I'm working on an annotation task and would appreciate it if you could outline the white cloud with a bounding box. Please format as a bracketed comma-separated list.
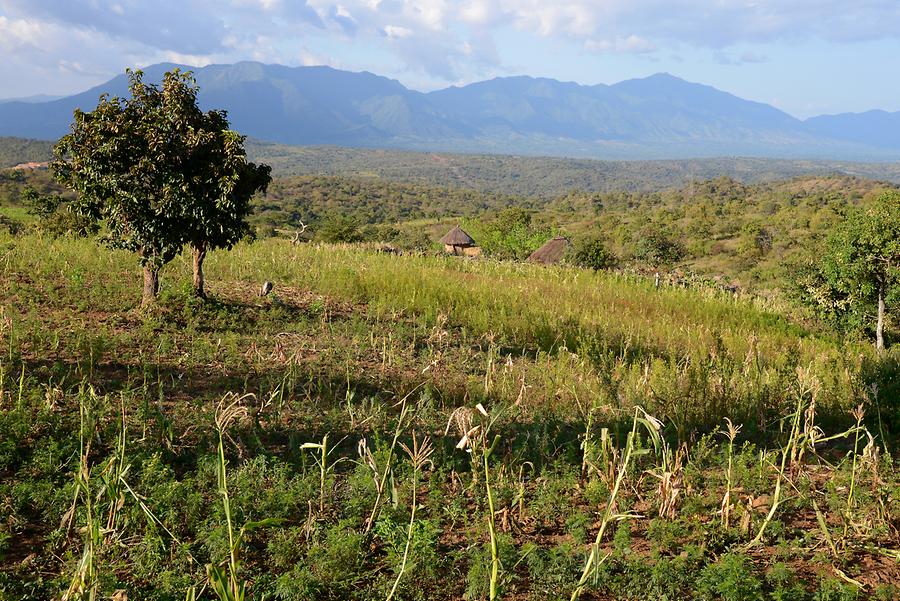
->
[454, 1, 900, 47]
[383, 25, 413, 39]
[154, 51, 216, 67]
[2, 0, 900, 94]
[585, 35, 657, 55]
[0, 15, 46, 50]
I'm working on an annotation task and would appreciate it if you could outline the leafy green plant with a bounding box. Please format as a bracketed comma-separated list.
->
[695, 553, 763, 601]
[385, 433, 434, 601]
[317, 213, 365, 243]
[524, 543, 580, 600]
[766, 563, 808, 601]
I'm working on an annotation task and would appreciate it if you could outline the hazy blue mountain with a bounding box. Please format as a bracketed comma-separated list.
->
[0, 61, 896, 159]
[0, 94, 64, 104]
[805, 110, 900, 150]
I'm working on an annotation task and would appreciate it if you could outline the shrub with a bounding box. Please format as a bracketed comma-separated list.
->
[812, 578, 859, 601]
[633, 230, 685, 268]
[317, 213, 364, 243]
[303, 522, 367, 599]
[374, 516, 441, 599]
[570, 235, 617, 271]
[647, 518, 687, 555]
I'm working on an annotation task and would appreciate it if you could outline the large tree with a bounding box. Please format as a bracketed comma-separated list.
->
[799, 191, 900, 350]
[162, 77, 271, 297]
[52, 68, 270, 305]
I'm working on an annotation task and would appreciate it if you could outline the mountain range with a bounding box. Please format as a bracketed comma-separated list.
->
[0, 61, 897, 160]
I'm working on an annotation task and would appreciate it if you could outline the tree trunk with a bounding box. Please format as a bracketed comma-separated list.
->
[876, 286, 885, 352]
[142, 264, 159, 307]
[192, 243, 207, 298]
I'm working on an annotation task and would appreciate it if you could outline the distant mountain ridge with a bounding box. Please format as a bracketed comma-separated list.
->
[0, 61, 897, 160]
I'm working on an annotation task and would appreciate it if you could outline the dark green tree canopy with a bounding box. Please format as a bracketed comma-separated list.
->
[569, 235, 617, 271]
[317, 212, 364, 243]
[52, 68, 270, 303]
[53, 70, 194, 267]
[634, 230, 685, 268]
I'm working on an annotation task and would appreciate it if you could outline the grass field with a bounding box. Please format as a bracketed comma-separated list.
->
[1, 232, 898, 600]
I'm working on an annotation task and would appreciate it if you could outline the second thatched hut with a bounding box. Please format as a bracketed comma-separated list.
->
[440, 225, 481, 256]
[527, 236, 569, 264]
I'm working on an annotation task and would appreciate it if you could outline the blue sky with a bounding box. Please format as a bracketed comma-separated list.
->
[1, 0, 899, 118]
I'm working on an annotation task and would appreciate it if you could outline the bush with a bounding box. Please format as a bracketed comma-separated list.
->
[0, 214, 23, 234]
[633, 230, 685, 268]
[21, 185, 97, 238]
[813, 578, 859, 601]
[317, 213, 364, 243]
[766, 563, 808, 601]
[569, 235, 617, 271]
[374, 516, 441, 599]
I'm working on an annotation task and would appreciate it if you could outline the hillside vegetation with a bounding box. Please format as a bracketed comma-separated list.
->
[8, 136, 900, 197]
[247, 141, 900, 197]
[0, 137, 52, 168]
[1, 233, 898, 600]
[1, 130, 899, 598]
[4, 149, 898, 301]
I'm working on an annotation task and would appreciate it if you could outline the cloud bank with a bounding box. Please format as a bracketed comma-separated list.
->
[1, 1, 899, 94]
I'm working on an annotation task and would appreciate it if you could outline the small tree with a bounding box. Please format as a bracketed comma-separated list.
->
[799, 192, 900, 350]
[569, 235, 617, 271]
[52, 69, 270, 304]
[317, 213, 364, 243]
[477, 207, 554, 260]
[22, 186, 61, 220]
[634, 230, 685, 269]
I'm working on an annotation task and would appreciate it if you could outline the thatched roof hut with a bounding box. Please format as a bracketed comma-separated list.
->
[527, 236, 569, 264]
[440, 225, 480, 256]
[440, 225, 475, 247]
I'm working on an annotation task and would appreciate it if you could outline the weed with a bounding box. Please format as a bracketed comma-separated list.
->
[695, 552, 764, 601]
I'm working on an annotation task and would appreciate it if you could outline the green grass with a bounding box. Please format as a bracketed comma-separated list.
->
[0, 206, 31, 222]
[0, 231, 897, 600]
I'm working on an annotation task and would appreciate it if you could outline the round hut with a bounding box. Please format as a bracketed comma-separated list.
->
[527, 236, 570, 264]
[440, 225, 480, 256]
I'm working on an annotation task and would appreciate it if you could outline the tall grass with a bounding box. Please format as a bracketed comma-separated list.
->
[209, 241, 880, 429]
[1, 233, 888, 431]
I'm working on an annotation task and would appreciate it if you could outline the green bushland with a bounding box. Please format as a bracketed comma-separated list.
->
[4, 153, 898, 304]
[244, 140, 900, 197]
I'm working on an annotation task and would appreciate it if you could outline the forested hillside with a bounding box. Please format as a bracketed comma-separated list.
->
[5, 135, 900, 198]
[256, 175, 534, 233]
[248, 141, 900, 197]
[0, 137, 52, 168]
[5, 150, 895, 297]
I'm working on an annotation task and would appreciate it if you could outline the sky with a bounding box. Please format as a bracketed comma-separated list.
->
[1, 1, 899, 118]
